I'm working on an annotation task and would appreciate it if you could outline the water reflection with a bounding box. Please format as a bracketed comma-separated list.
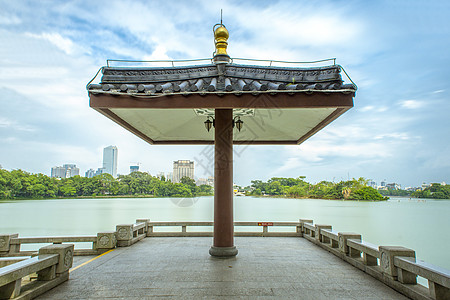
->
[170, 197, 200, 207]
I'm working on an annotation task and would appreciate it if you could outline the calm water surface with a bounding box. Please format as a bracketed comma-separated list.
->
[0, 196, 449, 271]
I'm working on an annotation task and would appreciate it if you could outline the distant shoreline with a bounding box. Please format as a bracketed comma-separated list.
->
[1, 195, 386, 201]
[244, 195, 389, 201]
[2, 195, 449, 202]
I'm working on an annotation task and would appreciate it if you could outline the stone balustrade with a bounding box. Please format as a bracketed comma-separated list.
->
[0, 235, 97, 257]
[146, 221, 301, 237]
[116, 219, 148, 247]
[394, 256, 450, 300]
[1, 218, 449, 300]
[299, 219, 450, 300]
[302, 222, 315, 238]
[0, 244, 73, 300]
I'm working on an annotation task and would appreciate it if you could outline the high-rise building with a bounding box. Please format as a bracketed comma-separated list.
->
[386, 183, 401, 190]
[196, 176, 214, 186]
[130, 165, 139, 173]
[51, 164, 79, 178]
[172, 160, 194, 183]
[103, 146, 118, 177]
[368, 181, 377, 188]
[95, 167, 105, 177]
[51, 166, 65, 178]
[166, 172, 173, 182]
[206, 176, 214, 186]
[85, 168, 95, 178]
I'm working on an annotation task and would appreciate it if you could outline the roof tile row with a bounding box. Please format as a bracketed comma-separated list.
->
[90, 77, 354, 94]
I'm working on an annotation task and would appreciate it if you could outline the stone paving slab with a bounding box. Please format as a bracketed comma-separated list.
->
[38, 237, 409, 299]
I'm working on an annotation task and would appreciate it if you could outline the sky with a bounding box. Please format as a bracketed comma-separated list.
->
[0, 0, 449, 188]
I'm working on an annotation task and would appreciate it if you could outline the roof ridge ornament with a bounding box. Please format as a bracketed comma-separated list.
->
[213, 11, 231, 65]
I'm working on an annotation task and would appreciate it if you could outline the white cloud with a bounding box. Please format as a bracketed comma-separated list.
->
[231, 3, 364, 47]
[25, 32, 76, 55]
[142, 45, 171, 61]
[432, 89, 444, 94]
[360, 105, 375, 112]
[359, 106, 388, 113]
[0, 14, 21, 25]
[400, 100, 425, 109]
[0, 118, 12, 127]
[374, 133, 411, 140]
[271, 140, 391, 175]
[0, 117, 36, 132]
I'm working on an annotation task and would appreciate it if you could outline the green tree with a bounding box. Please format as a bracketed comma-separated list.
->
[180, 177, 198, 195]
[351, 186, 387, 201]
[198, 184, 213, 195]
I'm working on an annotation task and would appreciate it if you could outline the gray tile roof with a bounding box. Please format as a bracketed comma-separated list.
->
[88, 63, 356, 96]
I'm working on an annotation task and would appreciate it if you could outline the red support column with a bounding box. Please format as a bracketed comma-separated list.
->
[209, 108, 238, 257]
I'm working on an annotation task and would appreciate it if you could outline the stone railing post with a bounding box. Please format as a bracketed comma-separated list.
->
[429, 281, 449, 300]
[338, 233, 361, 256]
[38, 244, 74, 277]
[96, 232, 117, 254]
[379, 246, 416, 282]
[299, 219, 313, 236]
[0, 234, 19, 255]
[315, 225, 332, 243]
[136, 219, 150, 236]
[116, 224, 133, 247]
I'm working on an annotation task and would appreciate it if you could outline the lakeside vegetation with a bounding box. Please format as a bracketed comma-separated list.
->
[378, 189, 410, 197]
[1, 169, 448, 201]
[0, 169, 211, 199]
[411, 183, 450, 199]
[247, 177, 388, 201]
[377, 184, 450, 199]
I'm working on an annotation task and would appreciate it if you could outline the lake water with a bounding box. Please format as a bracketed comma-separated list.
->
[0, 196, 449, 272]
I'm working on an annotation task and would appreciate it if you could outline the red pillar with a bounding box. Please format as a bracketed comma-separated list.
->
[209, 108, 238, 257]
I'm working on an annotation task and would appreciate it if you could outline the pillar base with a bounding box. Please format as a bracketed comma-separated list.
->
[209, 246, 238, 257]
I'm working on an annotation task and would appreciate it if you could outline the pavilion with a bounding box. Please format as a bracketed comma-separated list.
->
[87, 23, 356, 257]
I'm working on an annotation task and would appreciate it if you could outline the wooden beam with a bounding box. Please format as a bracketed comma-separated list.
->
[94, 108, 155, 145]
[297, 107, 350, 145]
[152, 140, 298, 145]
[89, 92, 354, 109]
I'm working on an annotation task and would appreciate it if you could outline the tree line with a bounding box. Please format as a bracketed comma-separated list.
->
[411, 183, 450, 199]
[2, 169, 446, 200]
[247, 177, 388, 201]
[0, 169, 212, 199]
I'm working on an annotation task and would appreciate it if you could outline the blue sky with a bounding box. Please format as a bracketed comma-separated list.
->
[0, 0, 449, 188]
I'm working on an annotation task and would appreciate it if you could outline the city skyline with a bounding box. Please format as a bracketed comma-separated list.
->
[0, 1, 449, 188]
[0, 156, 440, 189]
[172, 160, 195, 184]
[50, 163, 79, 179]
[103, 145, 118, 178]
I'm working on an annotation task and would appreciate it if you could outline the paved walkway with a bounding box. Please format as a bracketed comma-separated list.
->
[38, 237, 409, 299]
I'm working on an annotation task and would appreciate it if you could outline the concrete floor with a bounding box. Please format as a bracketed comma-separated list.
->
[38, 237, 409, 299]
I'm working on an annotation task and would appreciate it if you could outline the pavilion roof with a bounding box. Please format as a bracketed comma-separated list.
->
[87, 61, 356, 145]
[88, 63, 355, 96]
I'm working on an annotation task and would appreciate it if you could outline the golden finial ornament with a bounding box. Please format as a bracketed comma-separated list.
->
[214, 24, 229, 56]
[213, 10, 229, 57]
